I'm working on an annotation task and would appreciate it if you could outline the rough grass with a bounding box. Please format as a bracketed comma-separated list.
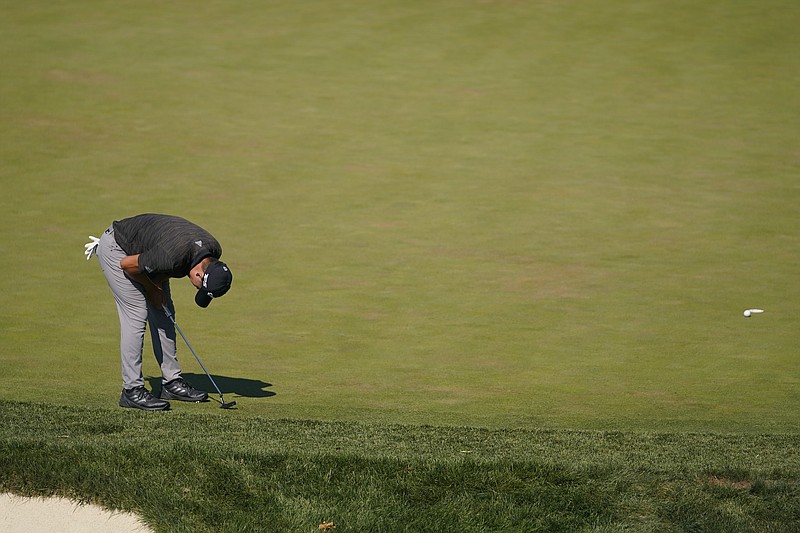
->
[2, 401, 799, 532]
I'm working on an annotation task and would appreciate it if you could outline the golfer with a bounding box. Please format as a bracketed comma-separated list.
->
[86, 214, 233, 411]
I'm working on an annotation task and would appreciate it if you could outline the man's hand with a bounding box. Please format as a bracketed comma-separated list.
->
[146, 285, 166, 307]
[120, 254, 169, 307]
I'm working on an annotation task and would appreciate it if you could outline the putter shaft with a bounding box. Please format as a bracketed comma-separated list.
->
[162, 306, 233, 408]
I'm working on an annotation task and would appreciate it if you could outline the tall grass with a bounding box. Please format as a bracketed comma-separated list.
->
[2, 401, 798, 532]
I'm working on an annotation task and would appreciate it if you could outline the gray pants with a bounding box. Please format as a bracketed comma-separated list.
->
[97, 226, 182, 389]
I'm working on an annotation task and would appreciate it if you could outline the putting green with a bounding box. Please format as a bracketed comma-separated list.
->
[1, 0, 798, 432]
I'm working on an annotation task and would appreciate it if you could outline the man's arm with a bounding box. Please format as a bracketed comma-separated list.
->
[120, 255, 168, 307]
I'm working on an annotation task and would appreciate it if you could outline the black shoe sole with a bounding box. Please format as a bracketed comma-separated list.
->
[159, 391, 209, 402]
[119, 398, 171, 411]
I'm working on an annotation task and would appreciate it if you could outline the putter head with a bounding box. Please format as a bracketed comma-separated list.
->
[220, 400, 237, 409]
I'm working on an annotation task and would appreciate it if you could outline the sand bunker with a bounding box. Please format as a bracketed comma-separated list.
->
[0, 493, 152, 533]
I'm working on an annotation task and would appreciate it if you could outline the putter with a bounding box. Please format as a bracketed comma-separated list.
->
[162, 305, 236, 409]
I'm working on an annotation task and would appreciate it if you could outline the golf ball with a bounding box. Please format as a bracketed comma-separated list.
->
[744, 310, 751, 317]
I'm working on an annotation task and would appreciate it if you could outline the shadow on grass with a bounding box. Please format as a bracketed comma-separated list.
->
[146, 374, 275, 399]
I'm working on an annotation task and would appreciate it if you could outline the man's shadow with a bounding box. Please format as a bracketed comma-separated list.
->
[147, 374, 275, 399]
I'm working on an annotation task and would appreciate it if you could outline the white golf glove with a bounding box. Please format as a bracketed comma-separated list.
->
[84, 236, 100, 260]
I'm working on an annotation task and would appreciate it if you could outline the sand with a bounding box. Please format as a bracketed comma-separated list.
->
[0, 493, 153, 533]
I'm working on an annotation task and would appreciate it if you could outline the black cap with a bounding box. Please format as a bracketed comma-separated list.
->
[195, 260, 233, 308]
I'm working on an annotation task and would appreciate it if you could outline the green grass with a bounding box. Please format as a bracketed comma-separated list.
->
[2, 401, 799, 532]
[1, 0, 799, 529]
[2, 0, 798, 432]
